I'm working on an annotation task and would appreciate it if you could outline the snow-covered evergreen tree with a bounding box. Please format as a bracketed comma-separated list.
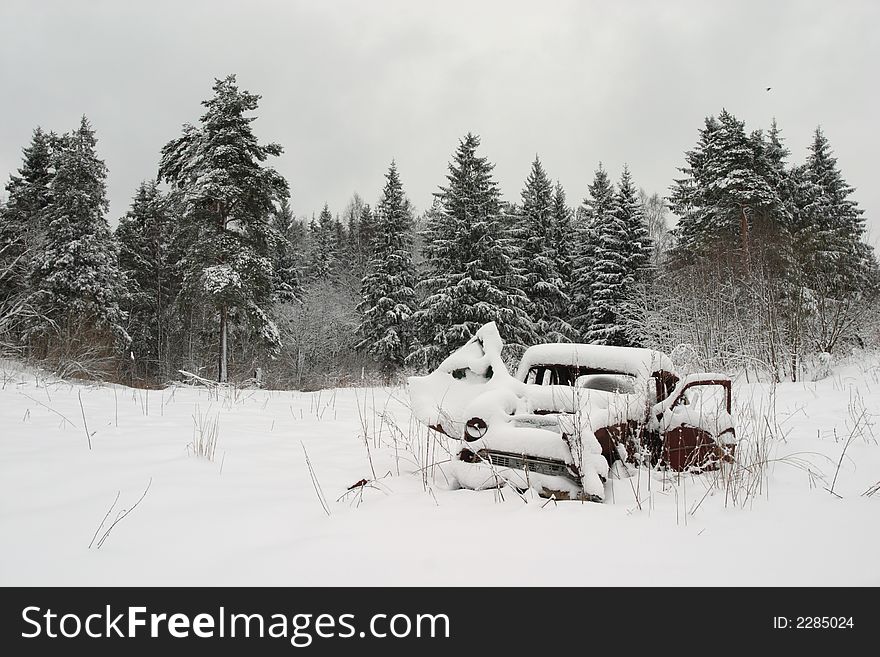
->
[789, 127, 878, 349]
[616, 166, 652, 283]
[270, 198, 303, 303]
[158, 75, 288, 383]
[669, 109, 782, 264]
[28, 117, 128, 345]
[665, 112, 876, 374]
[584, 166, 631, 346]
[356, 202, 376, 271]
[115, 180, 176, 376]
[0, 127, 55, 305]
[549, 181, 576, 335]
[306, 204, 338, 282]
[765, 118, 791, 196]
[613, 165, 652, 346]
[570, 164, 615, 341]
[355, 161, 417, 374]
[550, 182, 573, 288]
[668, 116, 718, 254]
[409, 133, 535, 368]
[333, 215, 347, 254]
[795, 127, 871, 278]
[514, 157, 571, 342]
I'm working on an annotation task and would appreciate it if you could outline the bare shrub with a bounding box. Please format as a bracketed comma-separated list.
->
[270, 280, 378, 390]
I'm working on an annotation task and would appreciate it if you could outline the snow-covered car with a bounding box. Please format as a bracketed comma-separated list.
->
[408, 322, 736, 502]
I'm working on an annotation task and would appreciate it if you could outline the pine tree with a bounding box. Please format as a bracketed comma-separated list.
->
[356, 202, 376, 272]
[332, 214, 347, 265]
[158, 75, 288, 383]
[514, 157, 571, 342]
[612, 166, 652, 346]
[306, 204, 338, 282]
[551, 182, 573, 289]
[668, 115, 719, 255]
[0, 127, 55, 305]
[570, 164, 616, 341]
[616, 166, 652, 283]
[790, 127, 878, 351]
[28, 117, 128, 345]
[409, 133, 535, 367]
[670, 109, 781, 265]
[270, 198, 303, 303]
[115, 181, 176, 377]
[585, 166, 631, 346]
[765, 118, 791, 194]
[355, 161, 417, 374]
[797, 127, 869, 277]
[549, 182, 575, 335]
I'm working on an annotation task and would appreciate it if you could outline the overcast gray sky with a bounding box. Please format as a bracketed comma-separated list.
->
[1, 0, 877, 241]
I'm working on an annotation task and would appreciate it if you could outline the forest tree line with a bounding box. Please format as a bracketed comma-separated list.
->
[1, 75, 877, 388]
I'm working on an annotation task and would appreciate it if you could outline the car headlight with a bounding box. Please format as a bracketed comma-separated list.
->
[464, 417, 488, 441]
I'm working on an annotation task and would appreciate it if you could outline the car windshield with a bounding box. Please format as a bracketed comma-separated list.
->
[574, 373, 636, 394]
[526, 365, 637, 393]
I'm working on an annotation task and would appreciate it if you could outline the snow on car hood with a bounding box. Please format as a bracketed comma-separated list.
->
[407, 322, 527, 437]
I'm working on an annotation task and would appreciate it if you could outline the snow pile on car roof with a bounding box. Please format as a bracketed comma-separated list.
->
[515, 343, 675, 380]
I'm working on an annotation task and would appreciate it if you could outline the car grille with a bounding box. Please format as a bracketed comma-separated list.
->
[482, 450, 575, 480]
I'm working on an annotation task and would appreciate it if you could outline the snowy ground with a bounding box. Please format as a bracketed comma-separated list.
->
[1, 355, 879, 586]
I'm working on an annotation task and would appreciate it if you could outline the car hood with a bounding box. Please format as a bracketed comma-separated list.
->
[407, 322, 526, 436]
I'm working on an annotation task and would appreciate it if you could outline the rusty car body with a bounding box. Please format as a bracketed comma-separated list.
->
[407, 322, 736, 502]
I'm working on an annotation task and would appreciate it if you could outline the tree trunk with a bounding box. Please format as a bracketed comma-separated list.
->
[740, 206, 750, 271]
[218, 305, 228, 383]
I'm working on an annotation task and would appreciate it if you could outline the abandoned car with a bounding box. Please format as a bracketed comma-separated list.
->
[407, 322, 736, 502]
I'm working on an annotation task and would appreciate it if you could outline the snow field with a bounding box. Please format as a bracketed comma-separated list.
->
[1, 355, 878, 586]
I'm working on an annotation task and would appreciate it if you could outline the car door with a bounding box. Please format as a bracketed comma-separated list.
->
[653, 376, 735, 471]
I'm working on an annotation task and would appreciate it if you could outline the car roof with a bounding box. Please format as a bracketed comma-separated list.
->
[516, 343, 676, 380]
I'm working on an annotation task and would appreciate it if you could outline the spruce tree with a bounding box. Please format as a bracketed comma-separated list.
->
[356, 203, 376, 272]
[409, 133, 535, 367]
[616, 166, 652, 283]
[585, 166, 631, 346]
[306, 204, 338, 282]
[28, 117, 128, 345]
[515, 157, 571, 342]
[612, 165, 652, 346]
[549, 182, 575, 337]
[796, 127, 870, 280]
[670, 110, 781, 264]
[765, 118, 791, 195]
[790, 127, 878, 351]
[0, 127, 55, 305]
[668, 115, 719, 255]
[115, 181, 176, 377]
[158, 75, 288, 383]
[570, 164, 616, 341]
[270, 198, 303, 303]
[332, 214, 347, 264]
[355, 161, 417, 374]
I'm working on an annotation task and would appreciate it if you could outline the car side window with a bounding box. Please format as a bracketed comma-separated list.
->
[526, 367, 552, 385]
